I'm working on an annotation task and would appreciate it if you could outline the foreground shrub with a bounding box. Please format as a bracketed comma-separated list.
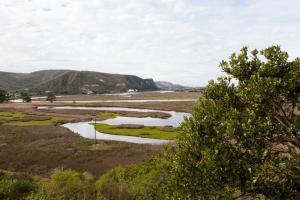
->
[28, 169, 96, 200]
[96, 157, 169, 200]
[0, 170, 37, 200]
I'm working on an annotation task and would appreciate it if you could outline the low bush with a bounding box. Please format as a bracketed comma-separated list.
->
[96, 157, 169, 200]
[0, 170, 37, 200]
[28, 169, 96, 200]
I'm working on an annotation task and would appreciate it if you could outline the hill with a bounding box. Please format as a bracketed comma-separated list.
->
[155, 81, 187, 90]
[0, 70, 157, 94]
[155, 81, 202, 91]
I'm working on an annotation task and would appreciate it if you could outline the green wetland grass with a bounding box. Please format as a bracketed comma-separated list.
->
[0, 111, 69, 126]
[95, 123, 178, 140]
[0, 111, 24, 118]
[4, 116, 68, 126]
[96, 112, 119, 118]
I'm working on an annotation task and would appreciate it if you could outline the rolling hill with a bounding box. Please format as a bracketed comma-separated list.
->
[0, 70, 158, 94]
[155, 81, 198, 91]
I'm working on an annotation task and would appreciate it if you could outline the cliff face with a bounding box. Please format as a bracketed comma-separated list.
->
[0, 70, 158, 94]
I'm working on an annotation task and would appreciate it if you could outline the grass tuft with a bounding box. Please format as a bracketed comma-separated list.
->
[96, 112, 119, 119]
[0, 111, 24, 119]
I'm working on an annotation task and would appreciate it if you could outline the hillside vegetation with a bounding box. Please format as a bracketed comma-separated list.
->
[0, 70, 157, 94]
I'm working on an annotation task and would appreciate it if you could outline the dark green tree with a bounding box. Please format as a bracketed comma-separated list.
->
[46, 92, 56, 103]
[0, 89, 9, 103]
[20, 92, 32, 103]
[168, 46, 300, 199]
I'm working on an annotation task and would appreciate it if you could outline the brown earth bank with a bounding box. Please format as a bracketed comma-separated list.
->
[0, 103, 172, 119]
[38, 108, 172, 119]
[50, 91, 201, 101]
[70, 101, 195, 113]
[0, 103, 36, 110]
[0, 125, 163, 178]
[35, 101, 195, 113]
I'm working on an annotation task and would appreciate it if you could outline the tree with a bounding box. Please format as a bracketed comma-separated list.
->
[20, 92, 31, 103]
[46, 92, 56, 103]
[0, 89, 9, 103]
[168, 46, 300, 199]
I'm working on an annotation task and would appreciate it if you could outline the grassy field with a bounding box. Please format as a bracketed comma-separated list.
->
[0, 125, 163, 177]
[95, 123, 178, 140]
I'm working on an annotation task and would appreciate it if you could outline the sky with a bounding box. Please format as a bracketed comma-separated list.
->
[0, 0, 300, 86]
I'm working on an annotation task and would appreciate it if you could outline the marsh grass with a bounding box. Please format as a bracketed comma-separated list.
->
[0, 111, 70, 126]
[95, 123, 178, 140]
[0, 111, 24, 119]
[4, 116, 68, 126]
[96, 112, 119, 119]
[72, 140, 115, 151]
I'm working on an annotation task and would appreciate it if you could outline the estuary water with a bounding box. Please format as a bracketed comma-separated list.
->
[38, 106, 190, 144]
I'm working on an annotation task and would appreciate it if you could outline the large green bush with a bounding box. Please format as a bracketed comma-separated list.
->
[167, 46, 300, 199]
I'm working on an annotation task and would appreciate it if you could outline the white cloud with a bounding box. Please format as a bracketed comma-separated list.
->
[0, 0, 300, 86]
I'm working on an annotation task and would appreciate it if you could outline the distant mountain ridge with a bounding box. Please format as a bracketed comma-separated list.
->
[155, 81, 193, 90]
[0, 70, 157, 94]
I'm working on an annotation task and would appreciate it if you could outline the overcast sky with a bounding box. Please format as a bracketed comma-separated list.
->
[0, 0, 300, 86]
